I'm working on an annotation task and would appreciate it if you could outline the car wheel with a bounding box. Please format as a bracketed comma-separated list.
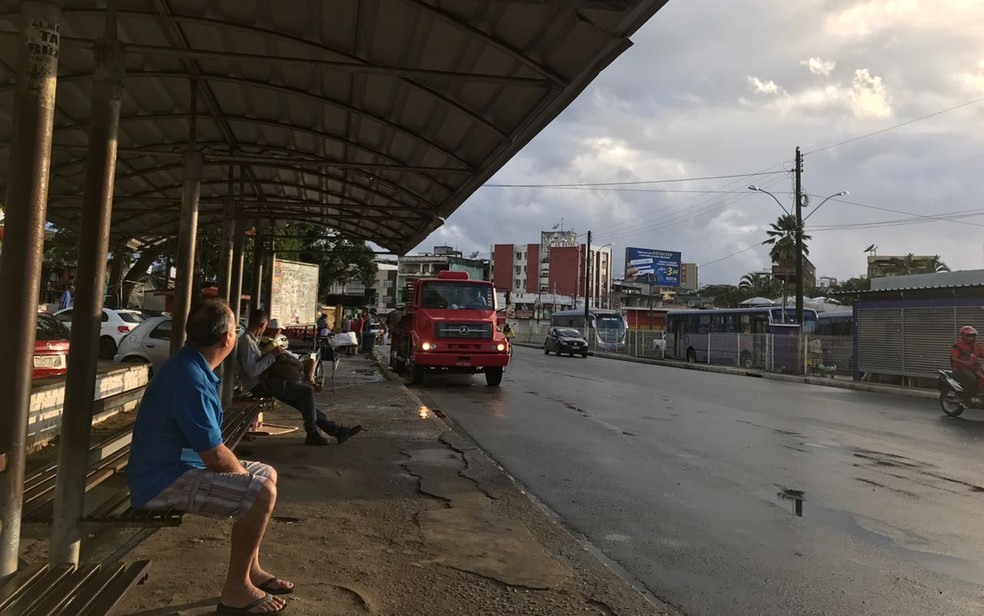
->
[99, 336, 117, 359]
[582, 352, 588, 358]
[544, 346, 549, 355]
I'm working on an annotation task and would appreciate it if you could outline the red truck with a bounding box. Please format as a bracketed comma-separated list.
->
[389, 271, 510, 386]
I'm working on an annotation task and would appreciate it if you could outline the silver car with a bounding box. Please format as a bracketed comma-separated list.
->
[113, 315, 173, 373]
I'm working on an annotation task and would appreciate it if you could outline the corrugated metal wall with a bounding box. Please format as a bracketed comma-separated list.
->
[858, 304, 984, 378]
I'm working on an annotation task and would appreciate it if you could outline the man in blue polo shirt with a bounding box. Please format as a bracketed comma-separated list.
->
[129, 299, 290, 615]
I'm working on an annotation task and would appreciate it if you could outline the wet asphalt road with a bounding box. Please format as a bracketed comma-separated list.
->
[411, 346, 984, 616]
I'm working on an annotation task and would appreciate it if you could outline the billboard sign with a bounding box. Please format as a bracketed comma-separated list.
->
[270, 259, 320, 325]
[624, 248, 681, 287]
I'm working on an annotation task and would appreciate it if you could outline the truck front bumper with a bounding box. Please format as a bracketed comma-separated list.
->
[415, 352, 510, 369]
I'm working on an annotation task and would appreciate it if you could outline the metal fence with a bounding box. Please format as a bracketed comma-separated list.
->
[510, 320, 853, 377]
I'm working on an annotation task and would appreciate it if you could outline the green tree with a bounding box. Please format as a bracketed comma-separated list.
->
[762, 214, 811, 267]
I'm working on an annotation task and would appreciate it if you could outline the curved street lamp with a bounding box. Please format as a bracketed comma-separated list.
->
[802, 191, 849, 223]
[748, 185, 789, 216]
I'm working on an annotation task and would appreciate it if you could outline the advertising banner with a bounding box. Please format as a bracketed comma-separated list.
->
[624, 248, 682, 287]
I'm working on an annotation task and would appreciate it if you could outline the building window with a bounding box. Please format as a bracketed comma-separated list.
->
[515, 265, 522, 275]
[516, 252, 522, 260]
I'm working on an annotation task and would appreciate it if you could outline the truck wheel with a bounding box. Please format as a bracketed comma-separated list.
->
[485, 367, 503, 386]
[408, 353, 424, 385]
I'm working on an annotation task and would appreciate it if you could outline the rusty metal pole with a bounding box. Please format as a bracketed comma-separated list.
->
[250, 220, 266, 311]
[0, 1, 61, 578]
[215, 195, 235, 383]
[50, 23, 124, 566]
[221, 214, 246, 408]
[170, 80, 201, 355]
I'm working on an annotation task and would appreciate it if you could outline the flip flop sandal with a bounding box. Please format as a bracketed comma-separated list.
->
[216, 592, 289, 614]
[257, 577, 295, 595]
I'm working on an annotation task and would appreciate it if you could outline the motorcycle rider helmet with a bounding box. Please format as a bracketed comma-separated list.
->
[960, 325, 978, 337]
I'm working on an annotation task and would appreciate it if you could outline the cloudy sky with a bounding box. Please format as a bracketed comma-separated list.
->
[412, 0, 984, 287]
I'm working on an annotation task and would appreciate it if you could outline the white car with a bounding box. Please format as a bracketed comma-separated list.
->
[54, 307, 145, 359]
[114, 316, 286, 374]
[652, 332, 667, 359]
[113, 315, 173, 373]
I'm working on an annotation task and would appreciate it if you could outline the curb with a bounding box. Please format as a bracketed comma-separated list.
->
[513, 341, 939, 401]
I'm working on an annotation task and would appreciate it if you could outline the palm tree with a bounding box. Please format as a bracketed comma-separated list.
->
[762, 214, 811, 267]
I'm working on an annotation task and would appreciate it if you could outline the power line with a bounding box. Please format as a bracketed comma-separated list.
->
[482, 170, 787, 189]
[804, 94, 984, 156]
[699, 243, 763, 268]
[805, 195, 984, 229]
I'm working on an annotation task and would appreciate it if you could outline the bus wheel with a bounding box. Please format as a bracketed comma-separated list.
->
[485, 367, 503, 386]
[686, 348, 697, 363]
[740, 351, 753, 368]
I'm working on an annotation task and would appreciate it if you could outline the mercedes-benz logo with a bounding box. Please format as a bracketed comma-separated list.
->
[458, 325, 470, 335]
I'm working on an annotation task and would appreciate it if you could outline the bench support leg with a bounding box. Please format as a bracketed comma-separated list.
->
[51, 14, 126, 567]
[0, 0, 62, 578]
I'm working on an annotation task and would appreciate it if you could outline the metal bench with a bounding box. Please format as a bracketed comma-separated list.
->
[0, 560, 151, 616]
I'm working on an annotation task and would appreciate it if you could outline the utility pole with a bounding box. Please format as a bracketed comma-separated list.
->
[583, 231, 591, 324]
[794, 146, 805, 375]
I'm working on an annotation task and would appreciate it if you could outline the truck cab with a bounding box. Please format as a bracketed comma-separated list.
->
[390, 271, 510, 386]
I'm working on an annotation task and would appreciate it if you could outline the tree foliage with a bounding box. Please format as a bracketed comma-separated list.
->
[762, 214, 811, 266]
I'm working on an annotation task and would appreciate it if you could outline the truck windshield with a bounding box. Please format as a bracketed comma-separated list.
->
[421, 282, 493, 310]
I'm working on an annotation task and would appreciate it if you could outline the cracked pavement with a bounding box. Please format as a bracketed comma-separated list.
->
[113, 354, 670, 616]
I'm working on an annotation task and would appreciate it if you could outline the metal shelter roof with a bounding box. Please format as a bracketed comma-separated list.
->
[0, 0, 668, 254]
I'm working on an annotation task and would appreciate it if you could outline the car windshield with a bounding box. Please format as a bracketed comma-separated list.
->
[118, 311, 144, 323]
[557, 328, 581, 338]
[36, 315, 68, 341]
[420, 282, 493, 310]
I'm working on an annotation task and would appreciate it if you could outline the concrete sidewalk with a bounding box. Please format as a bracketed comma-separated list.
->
[114, 354, 670, 616]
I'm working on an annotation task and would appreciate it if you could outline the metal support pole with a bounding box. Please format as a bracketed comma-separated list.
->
[50, 31, 124, 566]
[0, 1, 61, 578]
[250, 220, 265, 311]
[218, 200, 235, 303]
[169, 150, 203, 354]
[262, 228, 275, 317]
[583, 231, 591, 322]
[222, 215, 247, 408]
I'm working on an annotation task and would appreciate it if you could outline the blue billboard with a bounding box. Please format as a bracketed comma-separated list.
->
[624, 248, 682, 287]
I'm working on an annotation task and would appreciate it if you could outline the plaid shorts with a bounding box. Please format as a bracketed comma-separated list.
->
[143, 461, 273, 521]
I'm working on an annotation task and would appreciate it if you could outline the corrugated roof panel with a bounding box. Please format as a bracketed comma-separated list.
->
[0, 0, 669, 251]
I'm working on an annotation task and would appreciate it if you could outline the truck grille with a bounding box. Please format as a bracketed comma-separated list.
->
[435, 322, 493, 339]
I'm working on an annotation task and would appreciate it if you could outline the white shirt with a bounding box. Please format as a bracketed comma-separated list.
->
[237, 330, 277, 392]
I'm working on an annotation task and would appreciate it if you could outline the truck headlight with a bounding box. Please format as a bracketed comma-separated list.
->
[421, 342, 436, 351]
[497, 343, 506, 352]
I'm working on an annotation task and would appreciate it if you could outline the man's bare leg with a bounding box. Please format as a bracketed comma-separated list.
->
[220, 481, 287, 611]
[246, 468, 294, 594]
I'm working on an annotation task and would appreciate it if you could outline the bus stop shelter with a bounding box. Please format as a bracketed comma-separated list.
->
[0, 0, 667, 582]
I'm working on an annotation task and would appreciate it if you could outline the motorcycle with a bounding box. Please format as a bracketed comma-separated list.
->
[937, 370, 984, 417]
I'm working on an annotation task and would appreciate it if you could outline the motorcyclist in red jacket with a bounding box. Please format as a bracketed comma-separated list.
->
[951, 325, 984, 402]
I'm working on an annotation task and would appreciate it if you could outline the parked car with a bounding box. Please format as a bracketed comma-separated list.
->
[54, 307, 145, 359]
[34, 313, 71, 379]
[544, 327, 589, 358]
[113, 315, 172, 373]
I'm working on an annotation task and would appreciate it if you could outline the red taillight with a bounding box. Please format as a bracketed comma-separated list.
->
[117, 325, 131, 333]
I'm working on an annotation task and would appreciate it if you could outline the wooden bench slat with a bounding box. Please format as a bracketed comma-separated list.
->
[0, 563, 47, 611]
[74, 560, 151, 616]
[0, 564, 75, 614]
[21, 565, 101, 616]
[52, 562, 124, 616]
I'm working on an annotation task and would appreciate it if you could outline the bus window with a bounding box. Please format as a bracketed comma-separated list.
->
[698, 315, 710, 334]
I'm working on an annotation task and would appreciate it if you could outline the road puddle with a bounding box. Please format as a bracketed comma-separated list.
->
[771, 487, 984, 585]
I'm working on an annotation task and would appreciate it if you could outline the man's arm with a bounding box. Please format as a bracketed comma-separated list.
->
[199, 443, 248, 474]
[238, 335, 277, 378]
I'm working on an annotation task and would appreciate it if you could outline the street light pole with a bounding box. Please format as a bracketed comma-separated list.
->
[794, 146, 804, 329]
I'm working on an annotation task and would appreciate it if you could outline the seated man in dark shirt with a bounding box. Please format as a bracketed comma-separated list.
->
[129, 299, 290, 615]
[238, 309, 361, 446]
